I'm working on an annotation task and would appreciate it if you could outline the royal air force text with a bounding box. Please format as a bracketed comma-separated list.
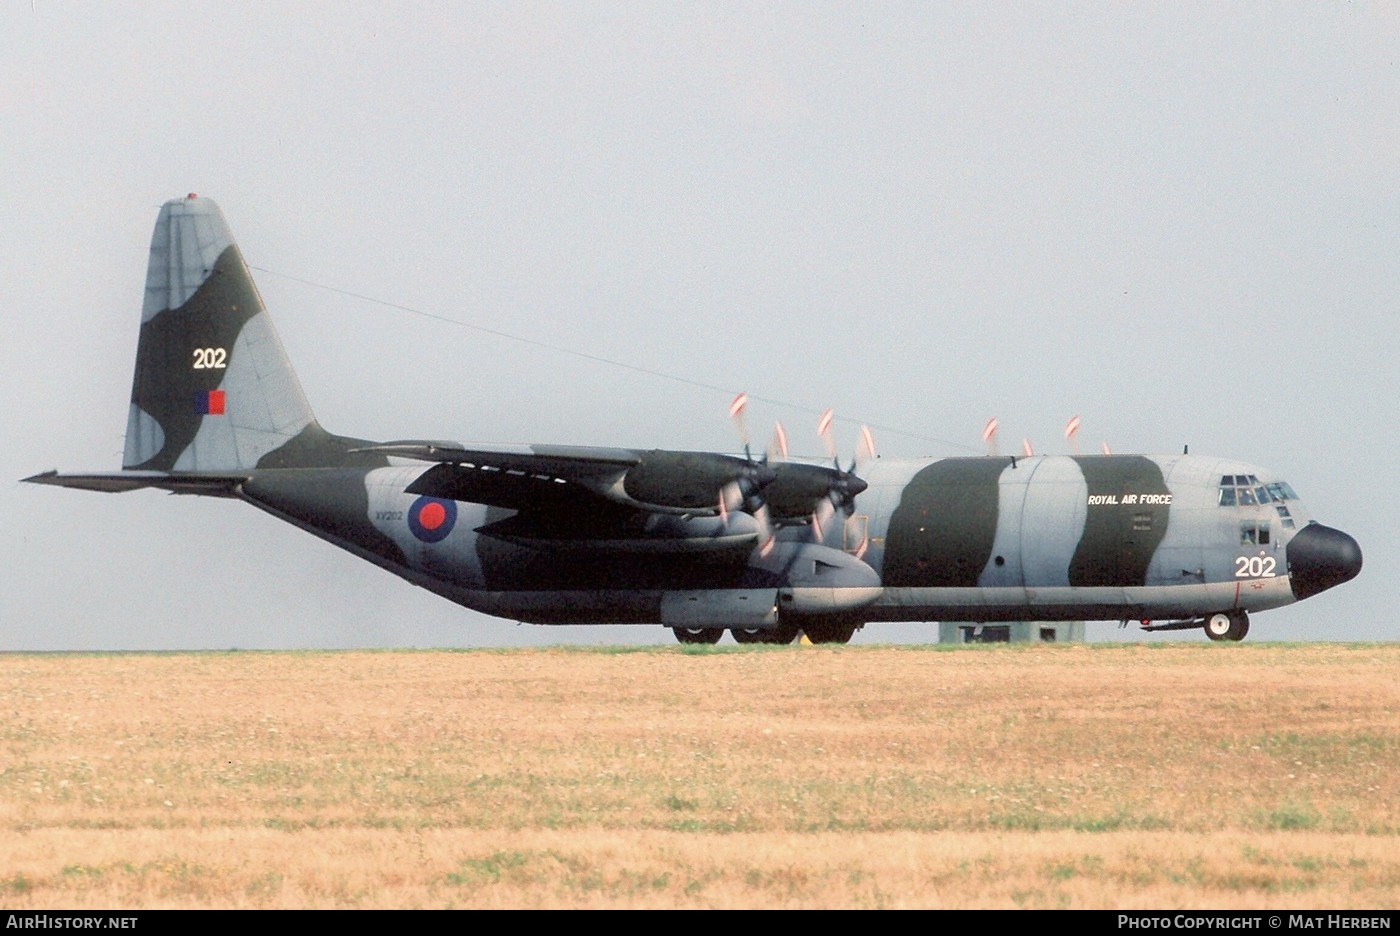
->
[1088, 493, 1173, 506]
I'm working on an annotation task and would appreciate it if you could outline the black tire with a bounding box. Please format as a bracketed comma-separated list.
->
[762, 622, 801, 645]
[803, 620, 858, 644]
[673, 627, 723, 645]
[1226, 612, 1249, 642]
[731, 628, 766, 644]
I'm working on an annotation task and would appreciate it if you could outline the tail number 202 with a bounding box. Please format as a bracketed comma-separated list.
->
[192, 347, 227, 369]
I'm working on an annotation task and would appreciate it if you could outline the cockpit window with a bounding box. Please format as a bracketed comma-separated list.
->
[1220, 477, 1299, 508]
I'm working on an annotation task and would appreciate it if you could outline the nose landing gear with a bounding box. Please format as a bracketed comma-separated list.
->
[1204, 611, 1249, 642]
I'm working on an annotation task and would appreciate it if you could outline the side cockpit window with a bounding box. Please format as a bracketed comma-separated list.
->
[1240, 521, 1271, 546]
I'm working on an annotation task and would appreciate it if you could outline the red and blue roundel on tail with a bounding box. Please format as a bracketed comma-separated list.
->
[408, 495, 457, 543]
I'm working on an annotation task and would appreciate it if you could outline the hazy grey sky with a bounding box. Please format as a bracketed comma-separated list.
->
[4, 3, 1394, 649]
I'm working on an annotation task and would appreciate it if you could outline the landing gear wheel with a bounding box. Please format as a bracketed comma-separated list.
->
[763, 622, 801, 645]
[1204, 611, 1249, 642]
[673, 627, 723, 645]
[802, 620, 858, 645]
[732, 624, 800, 645]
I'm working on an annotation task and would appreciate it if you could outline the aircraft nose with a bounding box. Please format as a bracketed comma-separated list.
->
[1288, 523, 1362, 601]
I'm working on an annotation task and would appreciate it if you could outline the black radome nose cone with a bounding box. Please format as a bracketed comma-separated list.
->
[1288, 523, 1363, 601]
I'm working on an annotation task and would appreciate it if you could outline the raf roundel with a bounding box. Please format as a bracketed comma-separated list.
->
[408, 495, 457, 543]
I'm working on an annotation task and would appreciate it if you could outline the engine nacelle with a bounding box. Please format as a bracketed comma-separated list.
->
[750, 541, 883, 615]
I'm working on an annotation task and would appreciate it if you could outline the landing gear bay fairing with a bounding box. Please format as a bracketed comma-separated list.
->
[26, 197, 1362, 645]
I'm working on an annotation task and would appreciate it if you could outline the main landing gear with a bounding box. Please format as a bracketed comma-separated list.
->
[800, 617, 860, 645]
[672, 619, 861, 646]
[1203, 610, 1250, 642]
[730, 622, 801, 645]
[671, 627, 724, 645]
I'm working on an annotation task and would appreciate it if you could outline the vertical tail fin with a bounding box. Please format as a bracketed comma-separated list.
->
[124, 195, 318, 471]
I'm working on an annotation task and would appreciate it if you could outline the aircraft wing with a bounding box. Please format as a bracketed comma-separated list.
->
[363, 441, 638, 480]
[361, 440, 764, 517]
[362, 440, 861, 525]
[366, 441, 770, 553]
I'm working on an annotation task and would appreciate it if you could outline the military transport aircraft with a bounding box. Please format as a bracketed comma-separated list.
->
[25, 196, 1362, 645]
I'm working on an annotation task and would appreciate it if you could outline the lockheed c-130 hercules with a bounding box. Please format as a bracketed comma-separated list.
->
[26, 196, 1363, 645]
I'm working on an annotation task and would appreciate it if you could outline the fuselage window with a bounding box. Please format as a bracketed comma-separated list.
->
[1238, 487, 1257, 506]
[1219, 487, 1237, 507]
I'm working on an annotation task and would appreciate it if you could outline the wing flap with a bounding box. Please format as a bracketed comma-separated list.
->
[355, 440, 639, 476]
[405, 461, 600, 512]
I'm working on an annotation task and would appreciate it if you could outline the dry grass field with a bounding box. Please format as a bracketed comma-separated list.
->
[1, 642, 1397, 909]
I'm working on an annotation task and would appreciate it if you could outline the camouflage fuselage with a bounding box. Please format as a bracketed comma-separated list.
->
[237, 451, 1312, 628]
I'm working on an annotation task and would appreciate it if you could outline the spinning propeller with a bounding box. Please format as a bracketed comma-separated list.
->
[985, 415, 1111, 457]
[722, 395, 876, 556]
[981, 417, 1032, 456]
[721, 393, 778, 556]
[809, 408, 875, 544]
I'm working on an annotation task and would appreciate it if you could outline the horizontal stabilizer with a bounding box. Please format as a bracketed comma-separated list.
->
[23, 470, 246, 497]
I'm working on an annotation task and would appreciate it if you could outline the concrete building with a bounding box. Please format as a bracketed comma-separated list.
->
[938, 621, 1086, 643]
